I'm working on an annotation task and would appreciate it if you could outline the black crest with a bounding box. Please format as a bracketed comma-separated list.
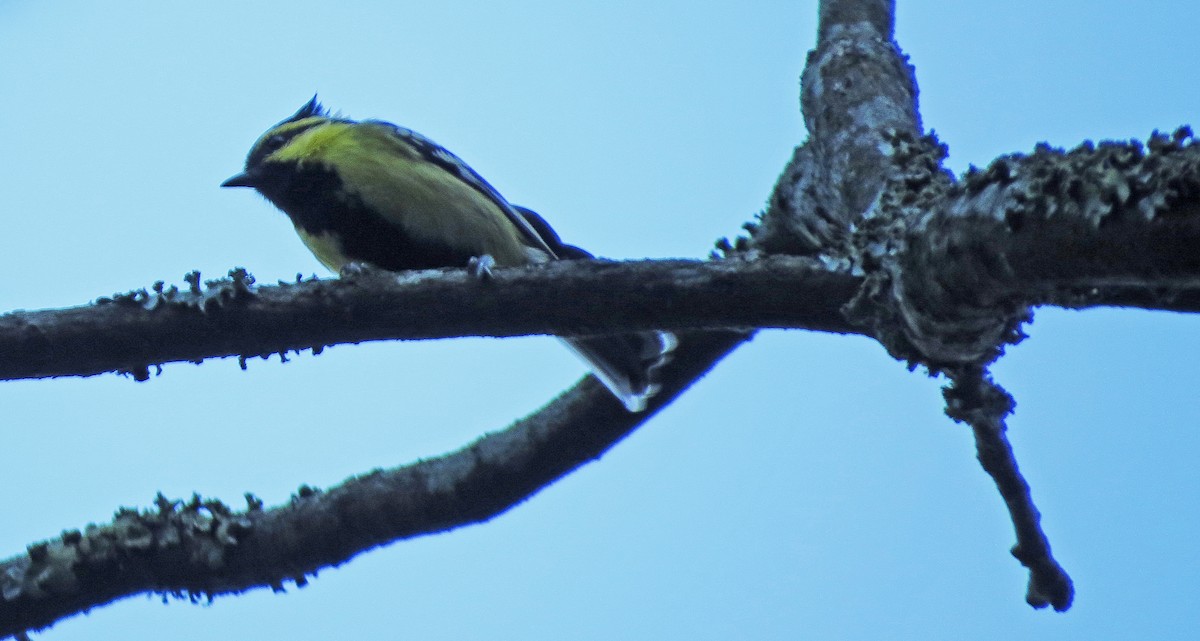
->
[289, 94, 328, 122]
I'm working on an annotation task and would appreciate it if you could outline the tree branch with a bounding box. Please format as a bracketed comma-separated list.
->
[0, 329, 749, 637]
[0, 257, 860, 382]
[760, 0, 918, 256]
[877, 129, 1200, 368]
[3, 243, 1198, 385]
[944, 368, 1074, 611]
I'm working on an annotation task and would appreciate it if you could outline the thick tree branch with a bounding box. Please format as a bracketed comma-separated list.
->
[758, 0, 1079, 613]
[0, 257, 860, 382]
[871, 129, 1200, 369]
[0, 329, 748, 637]
[760, 0, 918, 256]
[3, 243, 1199, 385]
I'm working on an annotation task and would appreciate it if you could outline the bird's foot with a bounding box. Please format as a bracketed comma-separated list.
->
[338, 261, 375, 279]
[467, 254, 496, 281]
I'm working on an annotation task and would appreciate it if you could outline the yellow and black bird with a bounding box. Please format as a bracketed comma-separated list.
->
[222, 97, 675, 411]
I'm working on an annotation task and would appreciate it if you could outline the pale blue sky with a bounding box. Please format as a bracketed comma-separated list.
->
[1, 2, 1197, 640]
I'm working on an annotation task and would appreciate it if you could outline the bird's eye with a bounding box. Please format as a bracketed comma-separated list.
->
[262, 134, 288, 154]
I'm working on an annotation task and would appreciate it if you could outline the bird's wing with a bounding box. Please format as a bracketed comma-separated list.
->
[374, 121, 559, 259]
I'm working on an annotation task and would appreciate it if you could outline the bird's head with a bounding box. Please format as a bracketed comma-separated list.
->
[221, 95, 347, 201]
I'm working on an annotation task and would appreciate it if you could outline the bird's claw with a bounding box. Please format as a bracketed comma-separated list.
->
[339, 261, 374, 278]
[467, 254, 496, 281]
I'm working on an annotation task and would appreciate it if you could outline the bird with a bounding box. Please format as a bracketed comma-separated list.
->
[222, 96, 676, 411]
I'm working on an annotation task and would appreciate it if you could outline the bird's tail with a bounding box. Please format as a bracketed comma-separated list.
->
[560, 331, 678, 412]
[511, 205, 677, 411]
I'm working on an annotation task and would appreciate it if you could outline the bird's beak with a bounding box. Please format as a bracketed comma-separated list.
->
[221, 172, 256, 188]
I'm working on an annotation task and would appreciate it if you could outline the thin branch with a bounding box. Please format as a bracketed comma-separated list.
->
[0, 329, 749, 638]
[943, 368, 1074, 611]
